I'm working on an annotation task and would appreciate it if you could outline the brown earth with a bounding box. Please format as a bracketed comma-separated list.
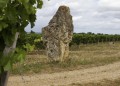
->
[8, 61, 120, 86]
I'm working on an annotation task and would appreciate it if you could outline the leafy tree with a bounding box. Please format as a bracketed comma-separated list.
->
[0, 0, 43, 86]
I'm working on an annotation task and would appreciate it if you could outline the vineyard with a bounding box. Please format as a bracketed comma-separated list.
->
[17, 32, 120, 51]
[71, 32, 120, 45]
[0, 0, 119, 85]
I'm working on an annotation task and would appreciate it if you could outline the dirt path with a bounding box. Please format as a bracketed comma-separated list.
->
[8, 62, 120, 86]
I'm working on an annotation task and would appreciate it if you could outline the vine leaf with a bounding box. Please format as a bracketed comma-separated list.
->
[37, 0, 43, 8]
[0, 0, 8, 8]
[4, 61, 12, 71]
[0, 0, 43, 74]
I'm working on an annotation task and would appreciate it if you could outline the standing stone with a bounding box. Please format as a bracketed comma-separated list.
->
[42, 5, 73, 61]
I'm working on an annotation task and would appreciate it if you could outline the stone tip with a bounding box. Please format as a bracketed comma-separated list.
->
[58, 5, 70, 12]
[59, 5, 69, 8]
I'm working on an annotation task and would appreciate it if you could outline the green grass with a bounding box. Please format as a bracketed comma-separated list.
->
[11, 42, 120, 75]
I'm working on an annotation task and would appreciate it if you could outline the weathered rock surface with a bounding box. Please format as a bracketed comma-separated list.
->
[42, 5, 73, 61]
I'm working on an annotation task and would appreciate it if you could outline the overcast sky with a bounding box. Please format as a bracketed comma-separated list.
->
[25, 0, 120, 34]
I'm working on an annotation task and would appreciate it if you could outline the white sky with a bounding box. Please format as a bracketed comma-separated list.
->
[25, 0, 120, 34]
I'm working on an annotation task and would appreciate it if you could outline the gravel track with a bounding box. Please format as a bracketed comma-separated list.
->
[8, 62, 120, 86]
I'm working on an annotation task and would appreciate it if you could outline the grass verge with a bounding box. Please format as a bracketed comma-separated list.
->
[11, 42, 120, 75]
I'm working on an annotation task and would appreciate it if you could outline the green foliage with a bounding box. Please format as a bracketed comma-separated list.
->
[23, 43, 35, 52]
[0, 0, 43, 74]
[71, 32, 120, 46]
[0, 48, 26, 72]
[17, 32, 45, 50]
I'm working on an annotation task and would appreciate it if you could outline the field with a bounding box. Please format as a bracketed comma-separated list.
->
[8, 42, 120, 86]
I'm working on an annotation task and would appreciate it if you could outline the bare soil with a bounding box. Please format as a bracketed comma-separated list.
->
[8, 61, 120, 86]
